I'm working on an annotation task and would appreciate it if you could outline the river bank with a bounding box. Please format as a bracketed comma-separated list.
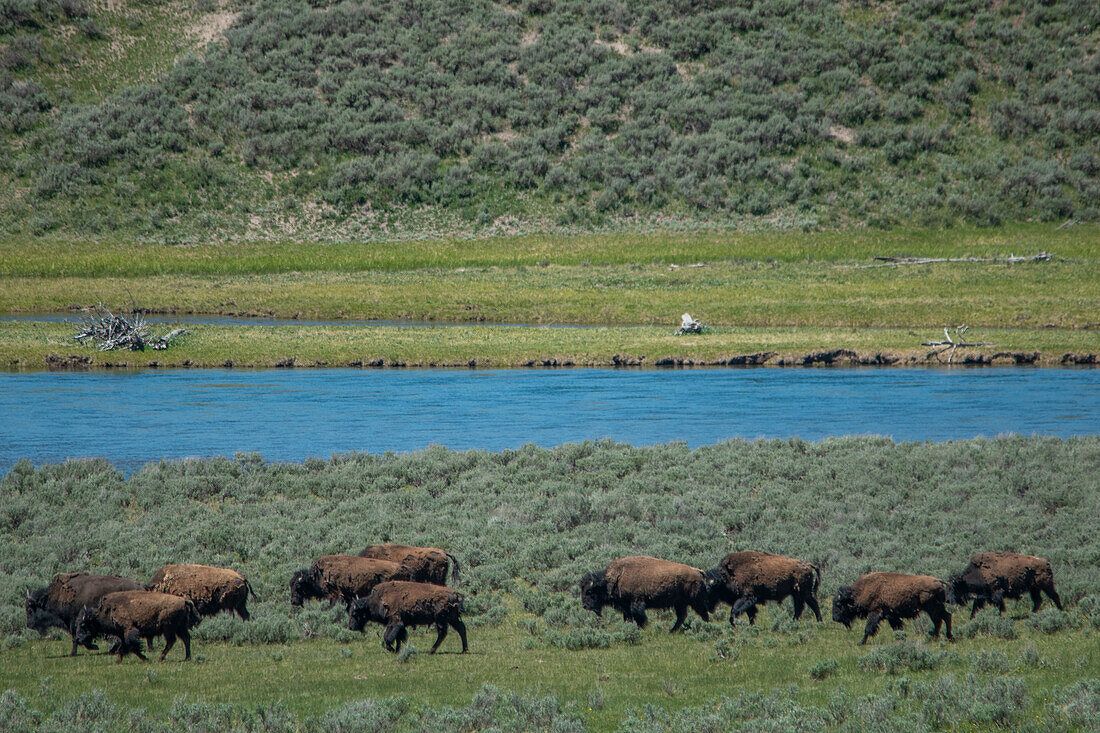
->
[1, 321, 1096, 371]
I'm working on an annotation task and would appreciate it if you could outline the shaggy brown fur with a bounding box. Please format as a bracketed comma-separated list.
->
[26, 573, 144, 656]
[74, 590, 201, 662]
[707, 551, 822, 625]
[832, 572, 953, 645]
[358, 544, 459, 585]
[291, 555, 411, 607]
[580, 555, 710, 632]
[348, 581, 467, 654]
[949, 552, 1062, 617]
[147, 564, 255, 619]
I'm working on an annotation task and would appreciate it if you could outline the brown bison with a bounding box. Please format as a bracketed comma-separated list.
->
[348, 580, 467, 654]
[948, 552, 1063, 617]
[74, 590, 201, 662]
[832, 571, 953, 645]
[25, 572, 144, 656]
[580, 555, 711, 632]
[147, 563, 256, 620]
[290, 555, 410, 608]
[705, 551, 822, 625]
[358, 544, 460, 585]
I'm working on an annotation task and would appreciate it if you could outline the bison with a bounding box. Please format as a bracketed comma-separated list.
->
[580, 555, 710, 632]
[74, 590, 201, 662]
[705, 551, 822, 626]
[832, 571, 953, 645]
[290, 555, 410, 609]
[358, 544, 460, 585]
[348, 580, 467, 654]
[147, 563, 256, 620]
[948, 552, 1063, 618]
[25, 572, 144, 656]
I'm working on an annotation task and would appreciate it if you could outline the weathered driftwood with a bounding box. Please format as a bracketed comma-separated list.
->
[152, 329, 189, 350]
[74, 303, 187, 351]
[921, 326, 993, 364]
[850, 252, 1052, 269]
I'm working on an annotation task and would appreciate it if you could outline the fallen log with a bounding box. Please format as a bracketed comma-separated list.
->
[849, 252, 1052, 269]
[921, 326, 993, 364]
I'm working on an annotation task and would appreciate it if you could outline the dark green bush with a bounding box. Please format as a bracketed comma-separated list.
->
[2, 0, 1096, 234]
[858, 640, 955, 674]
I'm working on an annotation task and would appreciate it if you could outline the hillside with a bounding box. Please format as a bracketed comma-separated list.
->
[1, 0, 1098, 241]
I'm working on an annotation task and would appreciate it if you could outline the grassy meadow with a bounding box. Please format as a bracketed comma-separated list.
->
[1, 438, 1098, 730]
[1, 225, 1097, 368]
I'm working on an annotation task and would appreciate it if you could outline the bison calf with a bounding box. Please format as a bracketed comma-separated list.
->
[358, 544, 460, 585]
[291, 555, 410, 609]
[26, 573, 144, 656]
[74, 590, 201, 662]
[348, 581, 467, 654]
[832, 571, 953, 645]
[949, 552, 1063, 618]
[706, 551, 822, 626]
[580, 555, 710, 632]
[148, 563, 256, 620]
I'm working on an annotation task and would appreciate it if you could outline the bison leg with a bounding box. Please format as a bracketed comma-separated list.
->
[992, 590, 1007, 615]
[859, 612, 883, 645]
[969, 598, 985, 618]
[125, 629, 147, 661]
[629, 600, 648, 628]
[1029, 588, 1045, 613]
[382, 622, 405, 653]
[729, 597, 756, 625]
[887, 616, 904, 631]
[1044, 585, 1063, 611]
[451, 618, 468, 653]
[929, 607, 954, 641]
[180, 630, 192, 660]
[805, 595, 823, 623]
[160, 633, 175, 661]
[429, 622, 449, 653]
[669, 605, 687, 633]
[792, 595, 805, 620]
[690, 597, 711, 623]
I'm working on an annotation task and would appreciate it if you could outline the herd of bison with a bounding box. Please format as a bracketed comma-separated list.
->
[24, 545, 1064, 663]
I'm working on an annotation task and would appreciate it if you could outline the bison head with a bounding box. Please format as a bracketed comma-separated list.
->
[347, 597, 384, 632]
[579, 571, 608, 615]
[24, 588, 54, 636]
[702, 567, 737, 611]
[946, 566, 984, 606]
[289, 569, 321, 607]
[72, 606, 103, 648]
[832, 586, 857, 628]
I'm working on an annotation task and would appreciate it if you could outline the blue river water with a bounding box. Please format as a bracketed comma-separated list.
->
[1, 368, 1097, 474]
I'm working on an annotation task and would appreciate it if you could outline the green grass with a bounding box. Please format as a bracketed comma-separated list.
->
[2, 224, 1096, 277]
[2, 321, 1096, 369]
[1, 618, 1097, 731]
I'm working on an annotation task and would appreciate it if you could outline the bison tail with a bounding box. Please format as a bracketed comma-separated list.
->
[246, 579, 258, 600]
[811, 564, 821, 594]
[446, 553, 462, 584]
[185, 601, 202, 629]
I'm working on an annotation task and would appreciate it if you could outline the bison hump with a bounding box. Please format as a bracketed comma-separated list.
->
[150, 564, 243, 607]
[606, 556, 703, 597]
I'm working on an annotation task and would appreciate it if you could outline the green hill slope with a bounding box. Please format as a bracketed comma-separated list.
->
[2, 0, 1097, 241]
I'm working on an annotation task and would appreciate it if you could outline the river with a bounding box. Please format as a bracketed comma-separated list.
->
[2, 368, 1097, 473]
